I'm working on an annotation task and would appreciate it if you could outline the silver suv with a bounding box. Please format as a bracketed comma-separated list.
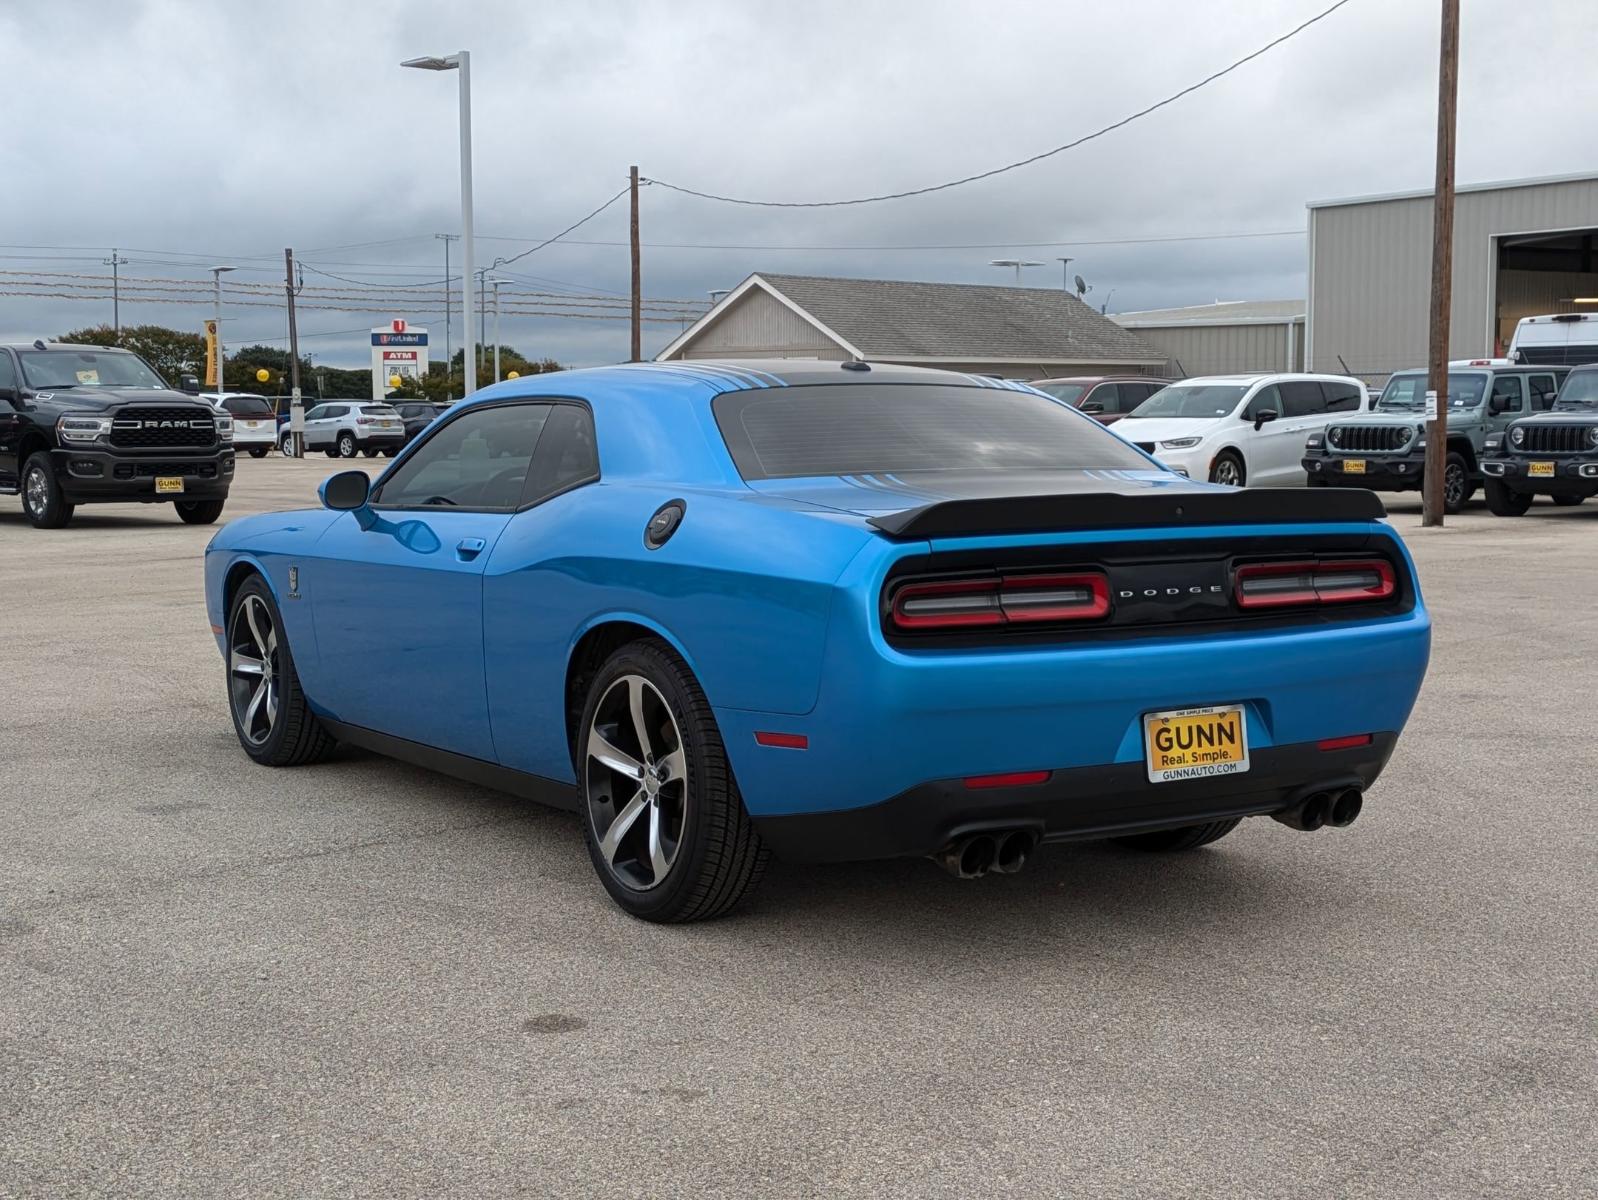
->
[284, 402, 406, 459]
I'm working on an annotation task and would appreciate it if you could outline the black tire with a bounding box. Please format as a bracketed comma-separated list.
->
[1484, 478, 1532, 517]
[20, 452, 73, 529]
[1442, 451, 1472, 514]
[1552, 494, 1585, 507]
[1209, 451, 1245, 487]
[362, 448, 378, 458]
[225, 576, 336, 767]
[578, 639, 769, 922]
[324, 448, 340, 459]
[280, 433, 296, 457]
[248, 447, 268, 459]
[1113, 818, 1241, 852]
[337, 432, 357, 459]
[382, 448, 398, 458]
[176, 498, 226, 525]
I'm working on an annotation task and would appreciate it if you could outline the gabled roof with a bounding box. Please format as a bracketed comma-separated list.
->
[1112, 299, 1305, 327]
[657, 272, 1167, 364]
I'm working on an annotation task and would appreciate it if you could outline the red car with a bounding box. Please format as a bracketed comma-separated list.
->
[1032, 375, 1173, 425]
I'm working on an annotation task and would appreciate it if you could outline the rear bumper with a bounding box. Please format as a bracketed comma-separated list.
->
[754, 734, 1396, 862]
[1481, 455, 1598, 493]
[1303, 453, 1427, 490]
[51, 447, 233, 502]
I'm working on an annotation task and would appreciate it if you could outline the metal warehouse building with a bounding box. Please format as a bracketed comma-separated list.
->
[1111, 299, 1305, 377]
[1307, 171, 1598, 380]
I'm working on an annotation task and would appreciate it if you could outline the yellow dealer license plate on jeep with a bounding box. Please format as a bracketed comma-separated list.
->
[1529, 461, 1555, 478]
[155, 476, 185, 494]
[1342, 459, 1366, 474]
[1145, 705, 1249, 784]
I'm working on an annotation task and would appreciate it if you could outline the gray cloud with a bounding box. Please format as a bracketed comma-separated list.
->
[3, 0, 1595, 369]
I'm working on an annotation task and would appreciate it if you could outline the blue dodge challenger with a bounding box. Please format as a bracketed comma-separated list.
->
[204, 360, 1431, 921]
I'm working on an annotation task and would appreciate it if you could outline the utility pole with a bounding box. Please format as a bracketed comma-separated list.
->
[630, 165, 642, 361]
[284, 249, 305, 457]
[436, 233, 459, 398]
[1422, 0, 1460, 528]
[103, 249, 128, 336]
[478, 270, 487, 381]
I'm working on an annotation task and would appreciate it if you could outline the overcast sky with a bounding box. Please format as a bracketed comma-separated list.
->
[3, 0, 1596, 373]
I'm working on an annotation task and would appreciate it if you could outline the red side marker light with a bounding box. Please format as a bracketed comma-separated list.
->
[963, 770, 1051, 790]
[210, 623, 224, 634]
[754, 731, 808, 750]
[1317, 734, 1373, 752]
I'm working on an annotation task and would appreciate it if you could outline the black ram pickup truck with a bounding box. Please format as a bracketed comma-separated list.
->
[0, 342, 234, 529]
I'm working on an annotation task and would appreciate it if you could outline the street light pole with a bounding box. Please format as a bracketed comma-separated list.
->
[489, 276, 510, 383]
[436, 232, 459, 397]
[1056, 257, 1073, 293]
[210, 265, 236, 394]
[403, 51, 475, 395]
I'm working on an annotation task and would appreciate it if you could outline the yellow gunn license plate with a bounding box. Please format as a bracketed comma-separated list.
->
[1145, 705, 1250, 784]
[1342, 458, 1367, 474]
[1529, 461, 1555, 478]
[155, 476, 185, 494]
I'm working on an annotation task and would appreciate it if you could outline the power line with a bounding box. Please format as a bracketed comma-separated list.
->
[641, 0, 1358, 208]
[486, 186, 632, 270]
[478, 228, 1305, 252]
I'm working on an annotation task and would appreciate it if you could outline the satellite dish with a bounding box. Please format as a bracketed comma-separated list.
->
[1074, 275, 1091, 296]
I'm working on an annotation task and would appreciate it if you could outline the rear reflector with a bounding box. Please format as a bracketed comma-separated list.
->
[754, 731, 808, 749]
[963, 770, 1051, 790]
[1317, 733, 1374, 751]
[1234, 559, 1395, 609]
[890, 571, 1110, 632]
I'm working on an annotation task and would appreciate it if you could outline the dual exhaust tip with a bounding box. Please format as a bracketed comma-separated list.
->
[933, 829, 1038, 879]
[1273, 787, 1363, 832]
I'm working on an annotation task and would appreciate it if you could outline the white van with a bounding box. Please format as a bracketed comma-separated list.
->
[1508, 313, 1598, 367]
[1115, 373, 1368, 487]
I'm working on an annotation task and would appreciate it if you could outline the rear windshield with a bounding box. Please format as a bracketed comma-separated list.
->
[223, 395, 273, 417]
[1377, 371, 1487, 410]
[1555, 370, 1598, 409]
[1126, 384, 1247, 419]
[712, 384, 1149, 480]
[362, 405, 401, 417]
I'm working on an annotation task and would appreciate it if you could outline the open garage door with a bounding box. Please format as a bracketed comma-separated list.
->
[1493, 227, 1598, 357]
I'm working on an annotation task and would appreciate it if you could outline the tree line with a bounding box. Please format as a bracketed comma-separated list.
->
[57, 324, 562, 403]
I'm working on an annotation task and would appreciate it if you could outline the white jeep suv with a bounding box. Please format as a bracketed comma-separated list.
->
[1115, 373, 1369, 486]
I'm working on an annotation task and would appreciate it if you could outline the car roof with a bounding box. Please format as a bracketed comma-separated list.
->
[2, 342, 137, 353]
[1032, 375, 1172, 385]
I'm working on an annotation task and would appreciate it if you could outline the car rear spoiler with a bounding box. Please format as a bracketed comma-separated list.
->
[866, 488, 1388, 539]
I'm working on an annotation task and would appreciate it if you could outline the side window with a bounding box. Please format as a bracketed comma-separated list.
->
[1323, 382, 1363, 412]
[1528, 374, 1558, 410]
[521, 403, 600, 506]
[1280, 380, 1330, 418]
[0, 351, 16, 391]
[325, 405, 349, 420]
[1084, 383, 1120, 414]
[1243, 384, 1281, 420]
[1491, 375, 1525, 412]
[375, 403, 550, 510]
[303, 405, 326, 422]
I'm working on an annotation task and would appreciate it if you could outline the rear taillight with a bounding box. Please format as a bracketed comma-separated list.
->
[356, 415, 372, 424]
[1233, 559, 1395, 609]
[889, 572, 1110, 631]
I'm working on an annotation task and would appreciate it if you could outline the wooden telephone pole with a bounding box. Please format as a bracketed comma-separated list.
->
[1422, 0, 1460, 527]
[630, 165, 642, 362]
[284, 248, 305, 457]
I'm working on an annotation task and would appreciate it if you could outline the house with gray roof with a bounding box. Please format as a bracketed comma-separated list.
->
[656, 272, 1167, 379]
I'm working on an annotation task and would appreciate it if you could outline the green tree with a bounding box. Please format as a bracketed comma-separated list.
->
[57, 324, 206, 386]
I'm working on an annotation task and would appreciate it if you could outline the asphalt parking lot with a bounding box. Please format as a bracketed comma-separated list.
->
[2, 456, 1595, 1199]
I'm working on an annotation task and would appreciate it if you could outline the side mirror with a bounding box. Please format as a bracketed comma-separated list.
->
[320, 470, 371, 512]
[1252, 408, 1279, 430]
[180, 374, 201, 394]
[1080, 401, 1105, 414]
[1487, 396, 1507, 415]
